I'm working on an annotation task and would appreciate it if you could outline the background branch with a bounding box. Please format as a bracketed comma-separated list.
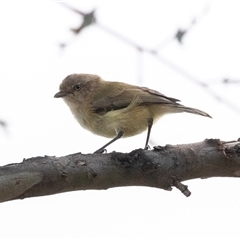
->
[0, 139, 240, 203]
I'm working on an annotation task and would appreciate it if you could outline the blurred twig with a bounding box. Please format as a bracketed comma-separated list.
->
[60, 2, 96, 35]
[223, 78, 240, 84]
[0, 120, 8, 135]
[155, 4, 210, 50]
[0, 120, 6, 128]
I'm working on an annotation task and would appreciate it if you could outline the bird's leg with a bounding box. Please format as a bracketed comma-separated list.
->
[94, 130, 124, 153]
[144, 118, 153, 150]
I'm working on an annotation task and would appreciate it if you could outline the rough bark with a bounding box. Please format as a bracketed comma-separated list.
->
[0, 138, 240, 203]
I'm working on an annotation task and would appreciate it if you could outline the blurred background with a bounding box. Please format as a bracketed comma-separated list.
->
[0, 1, 239, 239]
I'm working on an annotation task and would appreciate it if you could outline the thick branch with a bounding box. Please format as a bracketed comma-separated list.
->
[0, 139, 240, 203]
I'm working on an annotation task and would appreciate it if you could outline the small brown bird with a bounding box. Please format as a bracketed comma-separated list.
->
[54, 74, 211, 153]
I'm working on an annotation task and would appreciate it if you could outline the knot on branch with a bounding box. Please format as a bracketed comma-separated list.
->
[219, 140, 240, 158]
[173, 181, 191, 197]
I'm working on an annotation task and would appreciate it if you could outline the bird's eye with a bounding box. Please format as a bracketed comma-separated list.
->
[74, 84, 81, 91]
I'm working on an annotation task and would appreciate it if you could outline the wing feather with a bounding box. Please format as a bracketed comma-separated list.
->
[92, 82, 180, 114]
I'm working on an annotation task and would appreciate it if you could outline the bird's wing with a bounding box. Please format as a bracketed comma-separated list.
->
[92, 83, 180, 114]
[137, 86, 180, 103]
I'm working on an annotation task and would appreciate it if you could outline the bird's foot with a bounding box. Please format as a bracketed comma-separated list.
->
[144, 145, 151, 150]
[94, 148, 107, 154]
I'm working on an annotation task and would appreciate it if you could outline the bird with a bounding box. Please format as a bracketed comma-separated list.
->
[54, 74, 211, 153]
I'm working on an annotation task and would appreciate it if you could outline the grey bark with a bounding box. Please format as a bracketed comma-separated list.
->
[0, 138, 240, 203]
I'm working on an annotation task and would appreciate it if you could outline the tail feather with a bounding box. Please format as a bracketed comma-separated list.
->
[178, 105, 212, 118]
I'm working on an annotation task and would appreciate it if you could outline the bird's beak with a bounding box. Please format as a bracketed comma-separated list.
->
[54, 91, 68, 98]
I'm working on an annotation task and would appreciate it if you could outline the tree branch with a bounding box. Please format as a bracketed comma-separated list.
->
[0, 139, 240, 203]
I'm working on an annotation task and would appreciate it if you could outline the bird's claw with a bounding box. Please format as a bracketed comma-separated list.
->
[94, 148, 107, 154]
[144, 145, 151, 150]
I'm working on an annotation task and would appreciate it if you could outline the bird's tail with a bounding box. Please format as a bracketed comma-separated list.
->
[176, 105, 212, 118]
